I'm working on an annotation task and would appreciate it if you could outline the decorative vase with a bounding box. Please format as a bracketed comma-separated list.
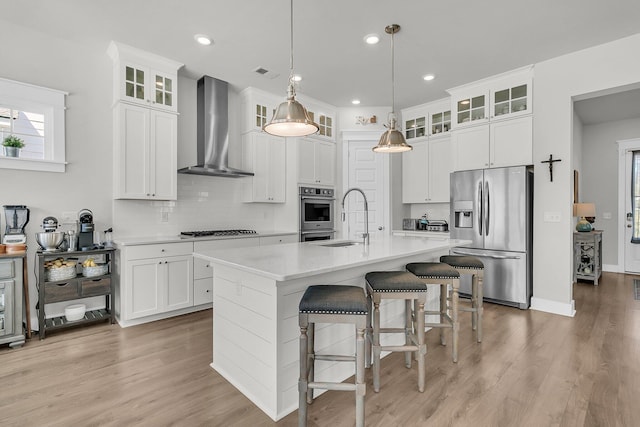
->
[576, 217, 592, 232]
[2, 146, 20, 157]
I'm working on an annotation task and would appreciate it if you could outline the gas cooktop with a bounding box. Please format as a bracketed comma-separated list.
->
[180, 229, 258, 238]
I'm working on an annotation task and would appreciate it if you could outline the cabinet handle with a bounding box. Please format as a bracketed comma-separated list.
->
[158, 261, 162, 264]
[206, 289, 210, 293]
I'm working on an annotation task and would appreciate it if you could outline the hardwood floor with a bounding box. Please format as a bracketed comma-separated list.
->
[1, 272, 639, 426]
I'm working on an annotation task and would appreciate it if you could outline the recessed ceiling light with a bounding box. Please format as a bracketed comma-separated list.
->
[292, 74, 302, 82]
[352, 99, 361, 105]
[194, 34, 212, 46]
[423, 74, 435, 81]
[364, 34, 380, 45]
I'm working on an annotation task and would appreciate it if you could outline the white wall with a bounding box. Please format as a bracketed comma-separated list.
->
[581, 117, 640, 267]
[532, 33, 640, 316]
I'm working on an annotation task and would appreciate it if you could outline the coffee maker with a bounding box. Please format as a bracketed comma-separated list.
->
[3, 205, 30, 244]
[78, 208, 94, 250]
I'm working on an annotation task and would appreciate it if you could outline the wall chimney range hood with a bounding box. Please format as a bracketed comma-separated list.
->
[178, 76, 254, 178]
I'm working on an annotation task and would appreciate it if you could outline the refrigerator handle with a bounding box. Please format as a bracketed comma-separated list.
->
[451, 249, 521, 260]
[485, 181, 490, 236]
[477, 181, 483, 236]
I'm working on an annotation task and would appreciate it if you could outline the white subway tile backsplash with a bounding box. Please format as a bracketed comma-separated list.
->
[113, 175, 276, 237]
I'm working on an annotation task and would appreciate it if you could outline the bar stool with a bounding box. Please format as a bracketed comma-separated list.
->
[365, 271, 427, 393]
[440, 255, 484, 343]
[405, 262, 461, 362]
[298, 285, 368, 427]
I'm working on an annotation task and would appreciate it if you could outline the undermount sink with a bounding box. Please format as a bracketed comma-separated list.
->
[319, 240, 361, 248]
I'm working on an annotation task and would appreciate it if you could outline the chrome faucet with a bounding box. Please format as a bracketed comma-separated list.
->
[341, 187, 369, 246]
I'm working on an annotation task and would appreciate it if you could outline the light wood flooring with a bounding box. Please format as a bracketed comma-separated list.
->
[1, 272, 639, 426]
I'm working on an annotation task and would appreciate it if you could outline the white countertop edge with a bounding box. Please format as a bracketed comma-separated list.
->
[196, 237, 472, 282]
[114, 230, 297, 246]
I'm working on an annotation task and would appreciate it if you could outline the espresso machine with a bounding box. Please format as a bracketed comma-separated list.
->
[78, 208, 94, 250]
[3, 205, 30, 244]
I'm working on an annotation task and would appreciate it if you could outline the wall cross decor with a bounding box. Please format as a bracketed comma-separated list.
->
[541, 154, 562, 182]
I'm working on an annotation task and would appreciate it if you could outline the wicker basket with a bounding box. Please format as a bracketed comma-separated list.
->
[45, 265, 77, 281]
[82, 263, 108, 278]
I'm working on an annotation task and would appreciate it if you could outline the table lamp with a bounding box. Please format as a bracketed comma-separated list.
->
[574, 203, 596, 232]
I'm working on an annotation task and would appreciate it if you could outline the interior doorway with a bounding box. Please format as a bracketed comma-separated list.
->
[342, 136, 390, 241]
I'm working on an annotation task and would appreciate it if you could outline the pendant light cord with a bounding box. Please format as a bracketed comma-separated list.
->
[391, 29, 395, 115]
[288, 0, 295, 96]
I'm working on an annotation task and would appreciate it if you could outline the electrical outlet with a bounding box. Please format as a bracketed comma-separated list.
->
[602, 212, 612, 220]
[160, 211, 169, 222]
[61, 211, 76, 224]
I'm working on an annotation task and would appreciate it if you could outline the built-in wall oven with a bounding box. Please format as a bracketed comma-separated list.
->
[299, 186, 336, 242]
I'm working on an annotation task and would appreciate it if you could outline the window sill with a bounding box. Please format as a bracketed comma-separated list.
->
[0, 156, 66, 173]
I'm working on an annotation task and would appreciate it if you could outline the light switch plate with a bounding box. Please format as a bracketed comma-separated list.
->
[61, 211, 76, 224]
[602, 212, 612, 219]
[544, 212, 561, 222]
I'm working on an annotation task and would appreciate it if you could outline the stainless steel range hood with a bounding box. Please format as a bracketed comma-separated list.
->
[178, 76, 254, 177]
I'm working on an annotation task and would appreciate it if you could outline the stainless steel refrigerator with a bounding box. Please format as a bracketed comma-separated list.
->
[449, 166, 533, 309]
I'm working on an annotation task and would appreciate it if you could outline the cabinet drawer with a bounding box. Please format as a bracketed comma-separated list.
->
[193, 238, 258, 252]
[0, 260, 15, 279]
[44, 281, 79, 303]
[126, 242, 193, 260]
[259, 235, 297, 246]
[80, 277, 111, 297]
[194, 257, 213, 280]
[194, 278, 213, 305]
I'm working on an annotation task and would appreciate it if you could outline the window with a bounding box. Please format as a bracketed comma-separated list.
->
[0, 77, 67, 172]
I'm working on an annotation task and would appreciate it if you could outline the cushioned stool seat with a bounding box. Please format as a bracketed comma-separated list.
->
[406, 262, 461, 362]
[365, 271, 427, 393]
[298, 285, 368, 427]
[440, 255, 484, 343]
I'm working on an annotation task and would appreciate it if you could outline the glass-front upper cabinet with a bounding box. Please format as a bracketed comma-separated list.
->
[448, 65, 533, 129]
[456, 95, 486, 125]
[318, 114, 333, 138]
[108, 41, 182, 113]
[493, 84, 528, 117]
[431, 109, 451, 135]
[405, 116, 426, 140]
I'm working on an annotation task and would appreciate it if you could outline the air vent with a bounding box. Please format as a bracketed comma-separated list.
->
[253, 66, 280, 80]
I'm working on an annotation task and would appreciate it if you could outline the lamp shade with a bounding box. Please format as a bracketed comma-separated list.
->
[574, 203, 596, 218]
[263, 97, 318, 137]
[574, 202, 595, 232]
[373, 127, 412, 153]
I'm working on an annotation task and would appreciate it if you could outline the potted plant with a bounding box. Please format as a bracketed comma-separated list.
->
[2, 135, 25, 158]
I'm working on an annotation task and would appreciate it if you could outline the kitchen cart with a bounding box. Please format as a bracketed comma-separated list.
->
[36, 248, 115, 339]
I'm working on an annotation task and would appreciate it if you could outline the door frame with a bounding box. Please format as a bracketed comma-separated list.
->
[341, 130, 391, 239]
[617, 138, 640, 272]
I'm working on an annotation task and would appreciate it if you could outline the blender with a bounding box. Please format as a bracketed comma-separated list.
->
[3, 205, 30, 244]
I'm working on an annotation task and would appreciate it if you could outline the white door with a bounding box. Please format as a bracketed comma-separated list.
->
[624, 147, 640, 273]
[345, 140, 387, 240]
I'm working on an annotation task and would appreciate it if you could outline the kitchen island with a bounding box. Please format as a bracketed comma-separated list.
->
[194, 234, 469, 421]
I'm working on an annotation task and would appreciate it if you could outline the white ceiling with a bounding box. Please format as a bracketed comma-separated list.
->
[574, 88, 640, 125]
[4, 0, 640, 110]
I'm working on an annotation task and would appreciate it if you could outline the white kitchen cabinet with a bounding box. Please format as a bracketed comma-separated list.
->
[402, 136, 452, 203]
[401, 98, 451, 143]
[448, 66, 534, 171]
[193, 257, 213, 306]
[114, 103, 177, 200]
[240, 87, 281, 133]
[298, 137, 336, 186]
[449, 65, 532, 129]
[242, 132, 286, 203]
[451, 116, 532, 171]
[122, 243, 193, 321]
[107, 41, 182, 113]
[259, 234, 298, 245]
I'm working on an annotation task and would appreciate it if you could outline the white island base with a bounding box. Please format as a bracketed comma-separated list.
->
[195, 235, 468, 421]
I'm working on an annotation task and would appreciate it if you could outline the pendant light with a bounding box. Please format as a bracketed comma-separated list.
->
[373, 24, 412, 153]
[263, 0, 319, 137]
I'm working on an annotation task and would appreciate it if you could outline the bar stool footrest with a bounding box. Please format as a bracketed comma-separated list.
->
[313, 354, 356, 362]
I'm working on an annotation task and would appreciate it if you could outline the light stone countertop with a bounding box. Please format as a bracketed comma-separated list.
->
[195, 234, 471, 281]
[113, 230, 297, 246]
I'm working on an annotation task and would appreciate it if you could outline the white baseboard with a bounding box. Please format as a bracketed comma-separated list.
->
[530, 297, 575, 317]
[603, 263, 621, 273]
